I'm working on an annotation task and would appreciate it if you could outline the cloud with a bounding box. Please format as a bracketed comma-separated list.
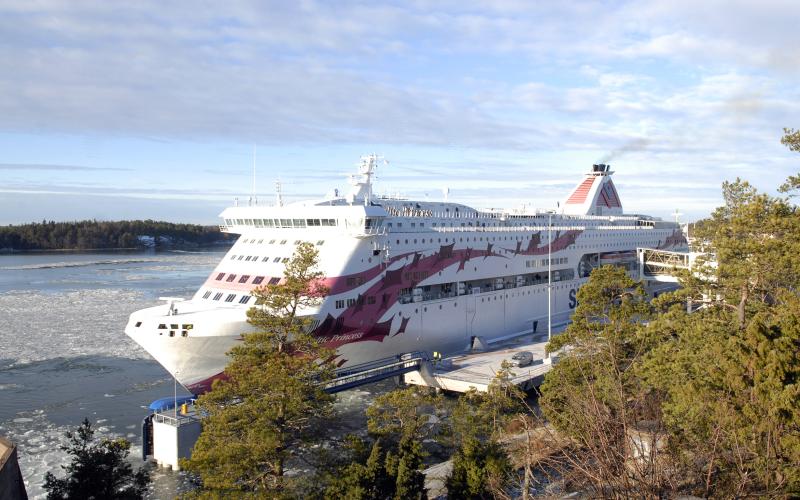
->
[0, 163, 130, 172]
[0, 0, 798, 224]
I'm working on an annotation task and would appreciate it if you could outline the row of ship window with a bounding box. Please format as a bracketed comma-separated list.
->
[202, 290, 253, 304]
[214, 272, 281, 285]
[389, 235, 666, 248]
[225, 218, 337, 228]
[238, 238, 325, 245]
[231, 254, 290, 263]
[526, 257, 568, 268]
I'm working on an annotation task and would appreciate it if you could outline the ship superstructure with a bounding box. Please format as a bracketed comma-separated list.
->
[125, 157, 687, 394]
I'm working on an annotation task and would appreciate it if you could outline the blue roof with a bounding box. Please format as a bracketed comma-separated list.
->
[148, 396, 195, 412]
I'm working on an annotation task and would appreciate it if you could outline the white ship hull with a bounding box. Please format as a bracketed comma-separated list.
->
[125, 159, 687, 394]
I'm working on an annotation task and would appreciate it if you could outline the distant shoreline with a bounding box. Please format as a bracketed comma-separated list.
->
[0, 242, 232, 255]
[0, 219, 235, 253]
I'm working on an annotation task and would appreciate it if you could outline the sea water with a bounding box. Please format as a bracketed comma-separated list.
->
[0, 250, 389, 498]
[0, 250, 225, 497]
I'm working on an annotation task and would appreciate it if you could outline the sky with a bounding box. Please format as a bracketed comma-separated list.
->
[1, 0, 799, 224]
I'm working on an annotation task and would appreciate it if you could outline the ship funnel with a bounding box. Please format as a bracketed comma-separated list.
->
[562, 164, 623, 216]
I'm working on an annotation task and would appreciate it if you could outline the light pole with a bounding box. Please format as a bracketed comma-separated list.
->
[546, 211, 553, 364]
[173, 370, 179, 418]
[548, 212, 552, 339]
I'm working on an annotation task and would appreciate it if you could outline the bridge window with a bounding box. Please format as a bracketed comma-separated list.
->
[239, 296, 251, 304]
[216, 273, 225, 280]
[225, 294, 236, 303]
[203, 291, 212, 299]
[213, 293, 223, 301]
[335, 300, 345, 309]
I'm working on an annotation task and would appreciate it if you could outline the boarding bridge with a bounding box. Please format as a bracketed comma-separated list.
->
[637, 248, 698, 283]
[323, 351, 430, 393]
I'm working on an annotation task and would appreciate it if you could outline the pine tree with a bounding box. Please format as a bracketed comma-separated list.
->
[183, 242, 335, 496]
[639, 169, 800, 496]
[43, 418, 149, 500]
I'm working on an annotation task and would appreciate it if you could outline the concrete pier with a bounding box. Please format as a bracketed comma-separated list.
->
[404, 335, 556, 393]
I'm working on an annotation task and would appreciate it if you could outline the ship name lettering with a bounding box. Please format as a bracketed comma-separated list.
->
[331, 332, 365, 342]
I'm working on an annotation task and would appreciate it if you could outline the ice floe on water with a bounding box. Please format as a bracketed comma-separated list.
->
[0, 258, 160, 271]
[0, 288, 153, 366]
[0, 251, 224, 497]
[0, 409, 133, 499]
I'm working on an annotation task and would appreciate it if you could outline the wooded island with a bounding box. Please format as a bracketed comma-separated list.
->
[0, 220, 232, 251]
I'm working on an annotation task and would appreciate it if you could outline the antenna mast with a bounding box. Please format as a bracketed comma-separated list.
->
[275, 179, 284, 207]
[252, 144, 257, 205]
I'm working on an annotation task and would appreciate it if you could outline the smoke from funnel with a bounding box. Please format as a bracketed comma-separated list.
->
[597, 137, 649, 164]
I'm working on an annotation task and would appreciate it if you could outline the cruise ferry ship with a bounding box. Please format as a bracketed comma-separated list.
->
[125, 156, 687, 394]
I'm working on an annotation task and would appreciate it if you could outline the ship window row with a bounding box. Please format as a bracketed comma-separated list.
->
[392, 235, 555, 246]
[157, 323, 193, 330]
[530, 257, 569, 267]
[202, 289, 254, 304]
[387, 232, 667, 249]
[331, 269, 575, 309]
[335, 296, 377, 309]
[228, 254, 290, 263]
[210, 275, 282, 286]
[224, 218, 337, 228]
[213, 273, 276, 285]
[238, 239, 325, 246]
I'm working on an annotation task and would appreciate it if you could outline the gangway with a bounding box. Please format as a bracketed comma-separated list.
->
[323, 351, 430, 394]
[637, 247, 704, 283]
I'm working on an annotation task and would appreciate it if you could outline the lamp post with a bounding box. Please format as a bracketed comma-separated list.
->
[173, 370, 179, 419]
[548, 212, 552, 340]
